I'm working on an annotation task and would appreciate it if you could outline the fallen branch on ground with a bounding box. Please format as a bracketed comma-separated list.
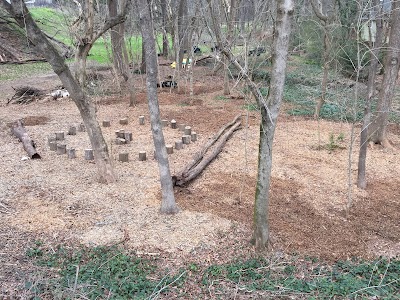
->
[173, 114, 242, 186]
[7, 86, 45, 105]
[11, 119, 41, 159]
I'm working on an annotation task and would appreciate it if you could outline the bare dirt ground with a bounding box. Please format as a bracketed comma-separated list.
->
[0, 64, 399, 295]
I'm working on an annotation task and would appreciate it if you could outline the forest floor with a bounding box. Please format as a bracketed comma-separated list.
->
[0, 62, 399, 298]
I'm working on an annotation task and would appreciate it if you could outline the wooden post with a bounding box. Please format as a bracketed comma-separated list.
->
[116, 130, 125, 138]
[102, 120, 111, 127]
[118, 152, 129, 162]
[78, 123, 86, 132]
[49, 141, 57, 151]
[56, 143, 66, 155]
[119, 117, 128, 125]
[184, 126, 192, 135]
[178, 124, 186, 131]
[68, 148, 76, 159]
[191, 132, 197, 142]
[166, 144, 174, 154]
[139, 151, 147, 161]
[171, 119, 177, 129]
[182, 135, 191, 144]
[115, 138, 126, 145]
[139, 115, 145, 125]
[85, 149, 94, 160]
[55, 131, 64, 140]
[124, 132, 132, 142]
[161, 119, 169, 127]
[47, 135, 56, 146]
[175, 140, 183, 150]
[68, 126, 76, 135]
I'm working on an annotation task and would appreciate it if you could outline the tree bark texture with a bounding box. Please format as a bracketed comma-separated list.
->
[369, 0, 400, 145]
[357, 0, 384, 189]
[2, 0, 116, 183]
[11, 119, 41, 159]
[253, 0, 293, 251]
[135, 0, 179, 214]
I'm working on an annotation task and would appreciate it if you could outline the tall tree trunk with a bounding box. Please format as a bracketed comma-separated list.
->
[161, 0, 169, 57]
[357, 0, 383, 189]
[2, 0, 116, 183]
[135, 0, 179, 214]
[108, 0, 125, 75]
[369, 0, 400, 146]
[253, 0, 293, 251]
[75, 44, 92, 85]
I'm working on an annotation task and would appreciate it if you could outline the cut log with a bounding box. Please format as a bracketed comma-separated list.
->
[85, 149, 94, 160]
[191, 132, 197, 142]
[184, 126, 192, 135]
[67, 126, 76, 135]
[47, 135, 56, 146]
[166, 144, 174, 154]
[139, 116, 145, 125]
[55, 131, 64, 140]
[182, 135, 191, 144]
[175, 140, 183, 150]
[49, 141, 57, 151]
[161, 119, 169, 127]
[119, 152, 129, 162]
[11, 119, 41, 159]
[173, 114, 242, 186]
[124, 132, 132, 142]
[68, 148, 76, 159]
[56, 143, 66, 155]
[171, 119, 177, 129]
[119, 117, 128, 125]
[116, 138, 127, 145]
[103, 120, 111, 127]
[139, 151, 147, 161]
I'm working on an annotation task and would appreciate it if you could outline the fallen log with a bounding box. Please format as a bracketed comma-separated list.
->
[11, 119, 41, 159]
[173, 114, 242, 186]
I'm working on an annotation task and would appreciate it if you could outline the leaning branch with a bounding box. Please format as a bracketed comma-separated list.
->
[11, 119, 41, 159]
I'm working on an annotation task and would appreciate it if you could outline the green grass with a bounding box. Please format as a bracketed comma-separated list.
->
[24, 243, 400, 299]
[0, 62, 53, 81]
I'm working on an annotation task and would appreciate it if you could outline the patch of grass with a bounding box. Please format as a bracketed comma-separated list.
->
[243, 103, 259, 111]
[29, 7, 71, 42]
[0, 63, 53, 81]
[214, 95, 229, 101]
[25, 244, 183, 299]
[202, 257, 400, 298]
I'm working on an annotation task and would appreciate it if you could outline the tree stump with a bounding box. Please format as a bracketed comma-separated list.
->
[171, 119, 177, 129]
[85, 149, 94, 160]
[55, 131, 64, 141]
[47, 135, 56, 146]
[118, 152, 129, 162]
[139, 116, 145, 125]
[166, 144, 174, 154]
[178, 124, 186, 131]
[191, 132, 197, 142]
[102, 120, 111, 127]
[175, 140, 183, 150]
[78, 123, 86, 132]
[56, 143, 66, 155]
[184, 126, 192, 135]
[124, 132, 132, 142]
[116, 138, 126, 145]
[49, 141, 57, 151]
[68, 148, 76, 159]
[119, 117, 128, 125]
[139, 151, 147, 161]
[161, 119, 169, 127]
[182, 135, 191, 144]
[68, 126, 76, 135]
[116, 130, 125, 138]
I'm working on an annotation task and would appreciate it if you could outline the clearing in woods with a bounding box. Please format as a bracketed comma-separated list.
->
[0, 61, 399, 296]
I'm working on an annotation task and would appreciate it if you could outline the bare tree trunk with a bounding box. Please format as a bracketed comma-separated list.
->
[357, 0, 383, 189]
[161, 0, 169, 57]
[369, 0, 400, 146]
[2, 0, 116, 183]
[75, 44, 91, 85]
[135, 0, 179, 214]
[253, 0, 293, 251]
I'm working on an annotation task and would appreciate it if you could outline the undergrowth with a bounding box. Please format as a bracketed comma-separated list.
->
[24, 243, 400, 299]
